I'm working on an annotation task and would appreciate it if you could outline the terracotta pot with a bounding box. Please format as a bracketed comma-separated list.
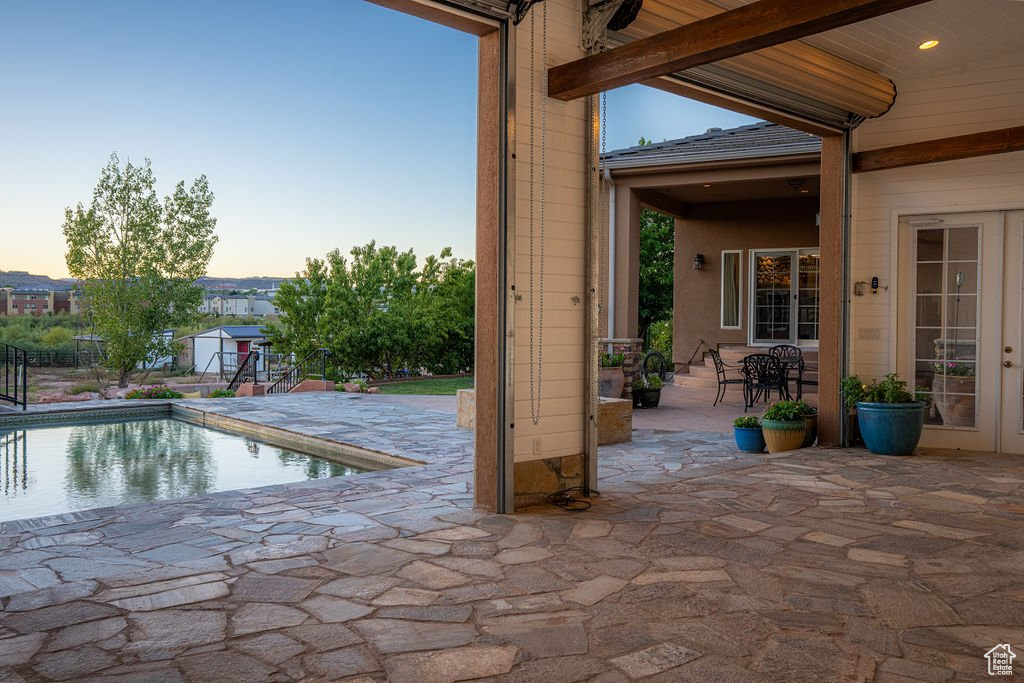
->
[761, 419, 806, 453]
[598, 367, 625, 399]
[931, 374, 976, 427]
[801, 413, 817, 448]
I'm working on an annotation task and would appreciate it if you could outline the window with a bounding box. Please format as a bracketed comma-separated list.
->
[721, 250, 741, 328]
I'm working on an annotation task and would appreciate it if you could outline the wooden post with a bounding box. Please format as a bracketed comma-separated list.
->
[474, 29, 501, 511]
[818, 134, 846, 446]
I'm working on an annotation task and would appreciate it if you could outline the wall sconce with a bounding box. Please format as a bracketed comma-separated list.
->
[693, 253, 705, 271]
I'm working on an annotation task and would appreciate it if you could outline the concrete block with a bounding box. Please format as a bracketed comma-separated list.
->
[598, 397, 632, 445]
[456, 389, 476, 429]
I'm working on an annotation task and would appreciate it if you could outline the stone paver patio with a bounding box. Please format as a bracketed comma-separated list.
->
[2, 392, 1023, 681]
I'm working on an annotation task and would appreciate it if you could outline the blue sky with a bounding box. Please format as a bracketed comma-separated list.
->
[0, 1, 754, 278]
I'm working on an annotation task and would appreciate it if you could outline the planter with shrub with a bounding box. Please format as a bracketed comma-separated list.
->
[733, 416, 765, 453]
[843, 373, 925, 455]
[599, 352, 625, 399]
[635, 375, 663, 408]
[209, 389, 236, 398]
[761, 400, 809, 453]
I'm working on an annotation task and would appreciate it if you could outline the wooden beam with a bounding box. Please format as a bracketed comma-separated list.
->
[853, 125, 1024, 173]
[548, 0, 930, 101]
[643, 77, 841, 139]
[365, 0, 498, 36]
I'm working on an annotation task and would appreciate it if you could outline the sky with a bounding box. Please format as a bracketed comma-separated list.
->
[0, 1, 755, 279]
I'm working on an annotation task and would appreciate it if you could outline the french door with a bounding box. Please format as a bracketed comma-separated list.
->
[750, 248, 819, 346]
[897, 211, 1024, 453]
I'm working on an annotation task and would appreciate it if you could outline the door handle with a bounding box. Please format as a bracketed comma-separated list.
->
[1004, 360, 1014, 368]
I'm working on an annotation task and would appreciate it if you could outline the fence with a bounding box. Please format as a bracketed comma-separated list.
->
[9, 349, 105, 368]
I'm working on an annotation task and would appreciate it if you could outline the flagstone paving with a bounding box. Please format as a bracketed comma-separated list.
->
[2, 393, 1023, 681]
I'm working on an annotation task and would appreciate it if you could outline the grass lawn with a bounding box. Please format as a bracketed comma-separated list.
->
[375, 376, 474, 395]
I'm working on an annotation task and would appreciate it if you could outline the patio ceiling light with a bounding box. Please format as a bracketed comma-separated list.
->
[918, 39, 940, 50]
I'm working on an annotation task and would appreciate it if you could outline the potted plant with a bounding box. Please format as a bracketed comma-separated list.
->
[930, 360, 975, 427]
[761, 400, 808, 453]
[599, 352, 625, 399]
[638, 375, 663, 408]
[631, 374, 645, 407]
[843, 373, 925, 455]
[791, 399, 817, 447]
[733, 416, 765, 453]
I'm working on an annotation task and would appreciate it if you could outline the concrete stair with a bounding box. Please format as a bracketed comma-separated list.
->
[673, 344, 818, 394]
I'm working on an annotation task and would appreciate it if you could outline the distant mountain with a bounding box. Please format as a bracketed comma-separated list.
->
[0, 271, 290, 291]
[0, 271, 75, 290]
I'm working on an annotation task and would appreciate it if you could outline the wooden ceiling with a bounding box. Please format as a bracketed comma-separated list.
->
[707, 0, 1024, 81]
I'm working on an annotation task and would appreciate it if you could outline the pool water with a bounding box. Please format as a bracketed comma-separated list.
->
[0, 418, 365, 522]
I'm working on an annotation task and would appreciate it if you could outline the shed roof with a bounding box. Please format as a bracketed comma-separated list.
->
[601, 121, 821, 170]
[180, 325, 267, 339]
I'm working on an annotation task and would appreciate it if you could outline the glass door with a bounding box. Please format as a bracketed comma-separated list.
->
[898, 213, 1000, 452]
[750, 249, 819, 346]
[751, 251, 795, 344]
[797, 251, 820, 344]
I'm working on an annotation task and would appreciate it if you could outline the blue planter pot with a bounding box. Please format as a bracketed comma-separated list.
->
[733, 426, 766, 453]
[856, 401, 926, 455]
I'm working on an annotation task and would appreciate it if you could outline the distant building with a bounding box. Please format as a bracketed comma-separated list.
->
[0, 288, 80, 317]
[198, 293, 279, 317]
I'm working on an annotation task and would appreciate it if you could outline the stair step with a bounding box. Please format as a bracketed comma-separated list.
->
[673, 375, 719, 389]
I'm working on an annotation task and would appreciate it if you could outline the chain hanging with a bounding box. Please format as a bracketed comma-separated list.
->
[528, 2, 547, 426]
[599, 91, 608, 322]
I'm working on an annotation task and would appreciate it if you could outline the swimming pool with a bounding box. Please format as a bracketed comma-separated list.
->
[0, 417, 368, 522]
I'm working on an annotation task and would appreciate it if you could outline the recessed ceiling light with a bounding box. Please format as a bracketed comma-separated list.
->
[918, 39, 940, 50]
[703, 184, 712, 188]
[800, 188, 810, 193]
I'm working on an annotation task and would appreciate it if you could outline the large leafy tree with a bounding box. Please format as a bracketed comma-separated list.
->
[267, 242, 474, 379]
[638, 208, 674, 342]
[64, 154, 217, 386]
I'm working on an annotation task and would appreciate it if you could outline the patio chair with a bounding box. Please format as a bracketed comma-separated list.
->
[769, 344, 804, 400]
[743, 353, 786, 412]
[708, 348, 745, 406]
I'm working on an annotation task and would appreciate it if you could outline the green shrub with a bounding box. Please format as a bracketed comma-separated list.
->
[125, 384, 184, 399]
[648, 319, 672, 358]
[209, 389, 235, 398]
[763, 400, 810, 422]
[600, 352, 625, 368]
[67, 381, 101, 395]
[632, 376, 647, 391]
[733, 416, 761, 428]
[646, 375, 664, 390]
[843, 373, 914, 408]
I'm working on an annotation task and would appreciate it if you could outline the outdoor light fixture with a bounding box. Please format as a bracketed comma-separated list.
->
[918, 39, 940, 50]
[693, 253, 705, 271]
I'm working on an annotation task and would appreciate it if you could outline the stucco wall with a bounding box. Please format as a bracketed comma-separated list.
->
[672, 197, 820, 365]
[850, 52, 1024, 380]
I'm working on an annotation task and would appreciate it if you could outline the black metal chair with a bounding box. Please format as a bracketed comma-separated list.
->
[742, 354, 786, 411]
[708, 348, 745, 406]
[769, 344, 803, 400]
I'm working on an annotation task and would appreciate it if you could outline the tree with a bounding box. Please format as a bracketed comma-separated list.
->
[638, 208, 674, 343]
[266, 242, 475, 379]
[64, 154, 217, 386]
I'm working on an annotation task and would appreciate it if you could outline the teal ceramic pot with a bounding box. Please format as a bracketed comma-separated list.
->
[733, 426, 766, 453]
[855, 401, 926, 455]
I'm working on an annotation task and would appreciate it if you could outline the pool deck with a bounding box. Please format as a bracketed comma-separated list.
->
[2, 392, 1023, 681]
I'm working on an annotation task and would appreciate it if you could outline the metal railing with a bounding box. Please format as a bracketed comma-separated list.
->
[1, 344, 28, 410]
[227, 351, 260, 392]
[268, 349, 329, 395]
